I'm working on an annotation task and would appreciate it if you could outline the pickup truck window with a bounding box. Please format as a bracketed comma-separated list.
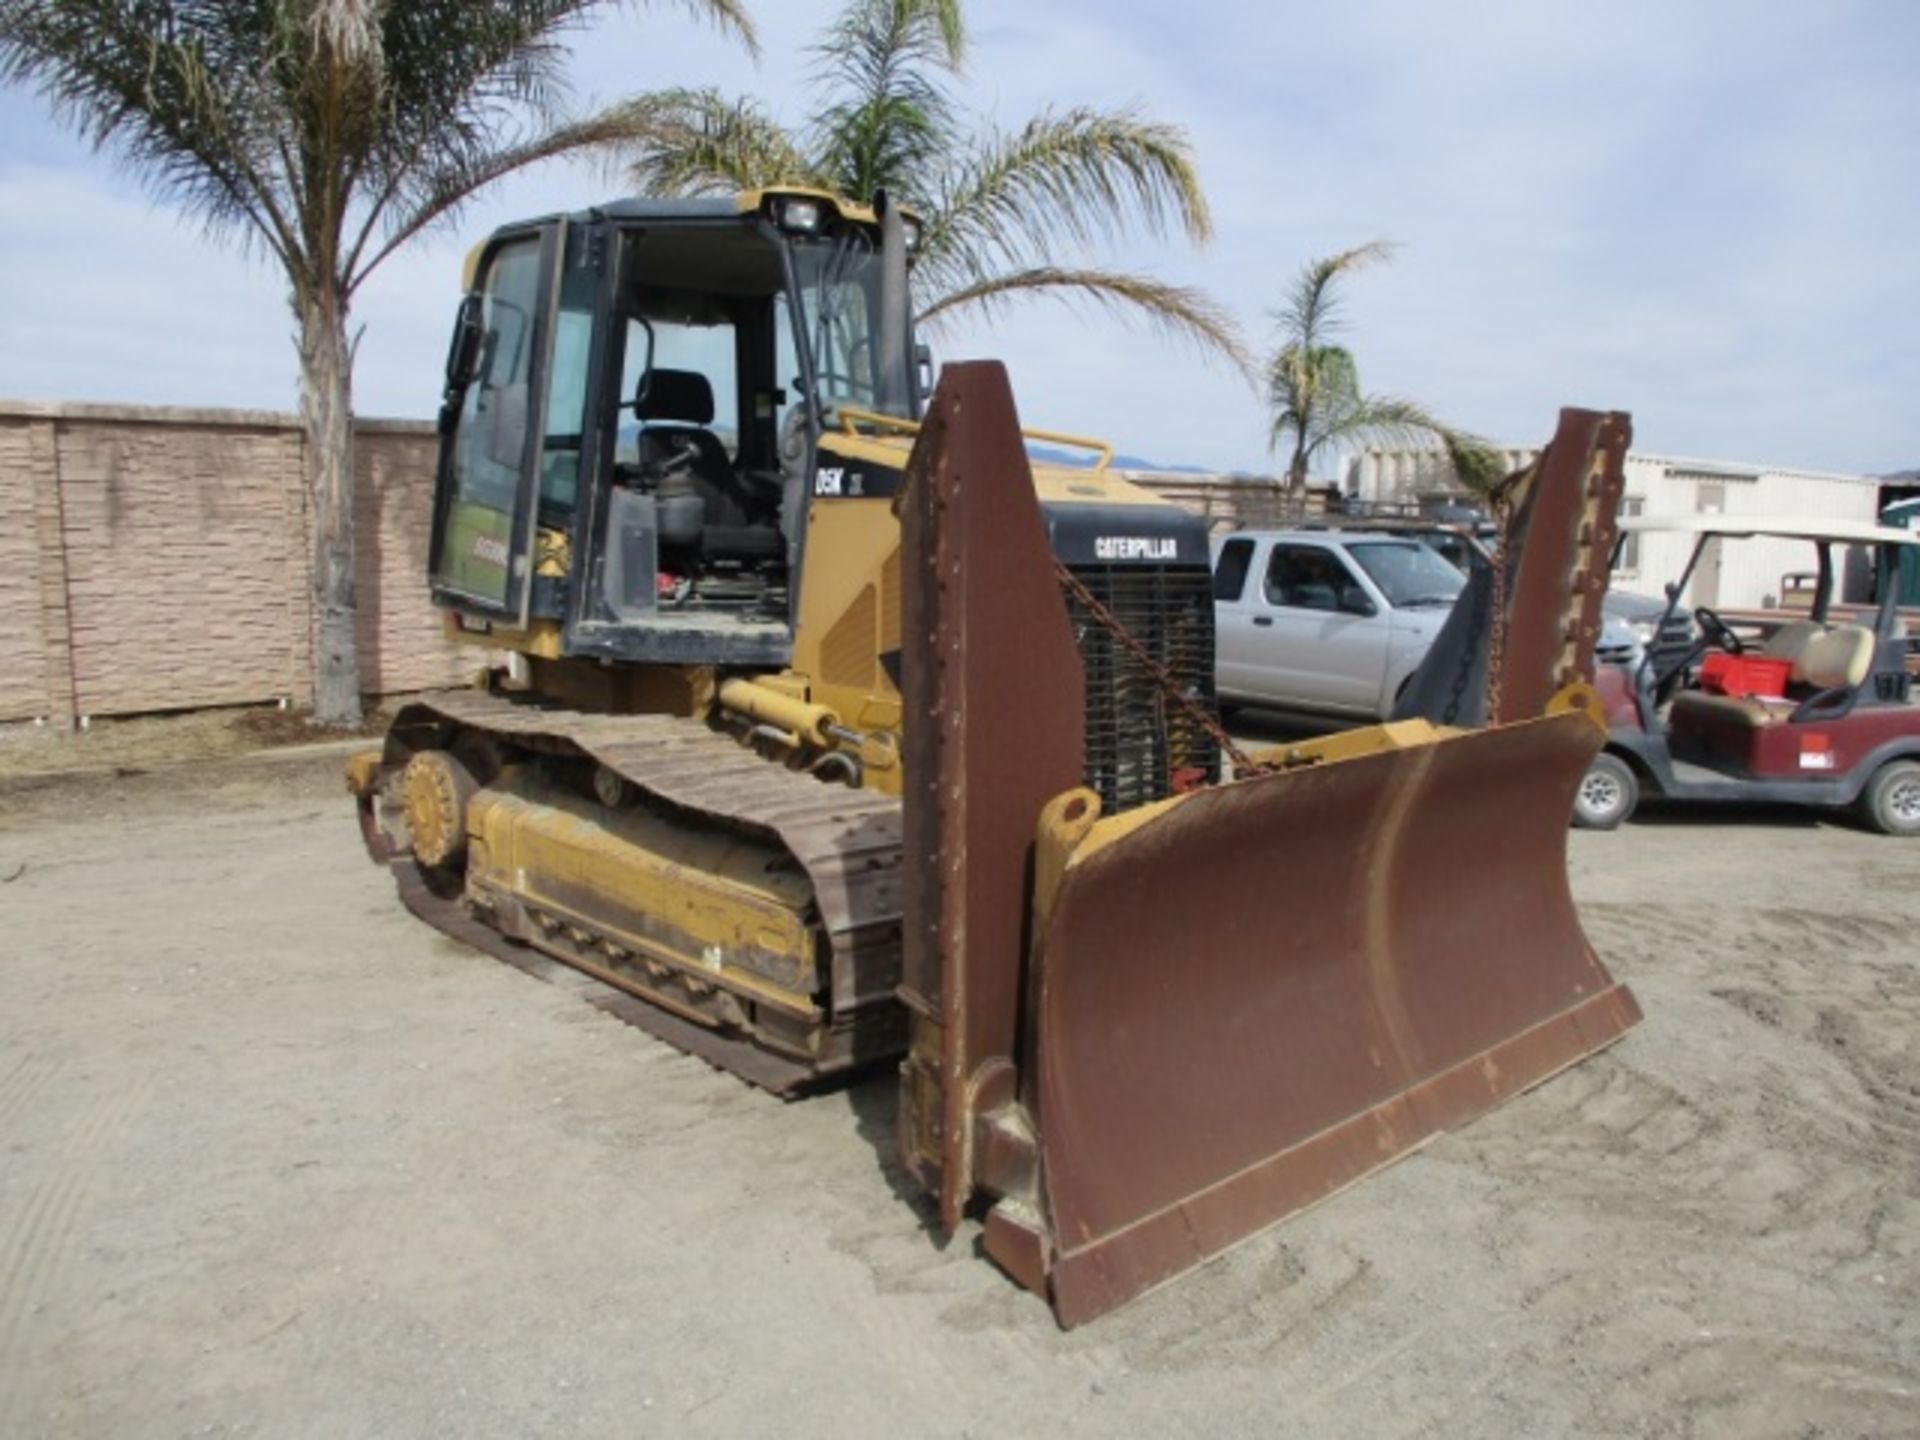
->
[1213, 537, 1254, 601]
[1264, 544, 1354, 612]
[1347, 541, 1466, 608]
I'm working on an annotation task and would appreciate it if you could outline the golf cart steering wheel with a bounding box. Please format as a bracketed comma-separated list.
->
[1694, 605, 1745, 655]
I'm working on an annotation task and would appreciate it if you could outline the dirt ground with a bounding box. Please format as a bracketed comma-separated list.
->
[0, 704, 399, 784]
[1, 749, 1916, 1439]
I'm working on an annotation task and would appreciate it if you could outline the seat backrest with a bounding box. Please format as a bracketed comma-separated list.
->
[636, 367, 715, 425]
[634, 366, 734, 498]
[1761, 619, 1825, 665]
[1795, 625, 1874, 690]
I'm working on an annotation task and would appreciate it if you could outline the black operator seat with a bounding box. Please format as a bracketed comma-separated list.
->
[633, 367, 782, 563]
[634, 367, 732, 486]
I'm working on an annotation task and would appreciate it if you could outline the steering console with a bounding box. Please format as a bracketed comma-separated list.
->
[1693, 606, 1745, 656]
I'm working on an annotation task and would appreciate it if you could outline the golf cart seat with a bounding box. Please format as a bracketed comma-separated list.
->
[1672, 624, 1876, 728]
[1760, 618, 1826, 665]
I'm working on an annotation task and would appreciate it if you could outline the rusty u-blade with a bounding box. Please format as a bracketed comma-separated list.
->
[895, 365, 1640, 1326]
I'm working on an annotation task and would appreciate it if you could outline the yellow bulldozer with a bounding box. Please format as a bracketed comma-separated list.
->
[349, 185, 1641, 1325]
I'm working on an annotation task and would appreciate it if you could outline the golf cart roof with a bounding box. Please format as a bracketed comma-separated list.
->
[1616, 514, 1920, 547]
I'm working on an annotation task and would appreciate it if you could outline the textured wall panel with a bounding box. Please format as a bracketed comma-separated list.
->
[58, 420, 308, 715]
[0, 405, 520, 719]
[0, 421, 50, 720]
[354, 428, 476, 694]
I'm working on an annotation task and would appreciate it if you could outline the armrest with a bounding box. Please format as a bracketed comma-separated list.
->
[1789, 685, 1858, 725]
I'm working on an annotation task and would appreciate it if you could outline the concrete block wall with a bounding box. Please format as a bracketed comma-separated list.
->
[0, 401, 472, 724]
[0, 417, 57, 722]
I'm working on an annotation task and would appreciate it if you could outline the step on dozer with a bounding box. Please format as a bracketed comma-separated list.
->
[894, 364, 1641, 1327]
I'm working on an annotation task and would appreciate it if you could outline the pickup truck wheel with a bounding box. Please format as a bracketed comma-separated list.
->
[1859, 759, 1920, 837]
[1573, 753, 1638, 830]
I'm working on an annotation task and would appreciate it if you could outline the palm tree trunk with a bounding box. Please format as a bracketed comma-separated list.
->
[299, 288, 362, 727]
[1286, 444, 1310, 498]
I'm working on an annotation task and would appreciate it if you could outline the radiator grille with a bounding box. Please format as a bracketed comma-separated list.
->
[1063, 564, 1221, 814]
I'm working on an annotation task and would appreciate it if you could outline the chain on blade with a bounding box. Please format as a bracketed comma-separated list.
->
[1053, 562, 1271, 781]
[1486, 492, 1512, 721]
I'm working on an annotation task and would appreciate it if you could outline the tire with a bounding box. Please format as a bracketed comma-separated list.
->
[1573, 753, 1638, 830]
[1859, 759, 1920, 837]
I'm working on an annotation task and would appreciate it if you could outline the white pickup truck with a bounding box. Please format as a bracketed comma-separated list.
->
[1211, 529, 1466, 720]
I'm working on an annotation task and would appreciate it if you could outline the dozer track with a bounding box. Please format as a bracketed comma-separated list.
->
[356, 689, 905, 1093]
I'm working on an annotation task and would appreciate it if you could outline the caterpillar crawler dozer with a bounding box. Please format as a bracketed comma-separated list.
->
[349, 185, 1642, 1325]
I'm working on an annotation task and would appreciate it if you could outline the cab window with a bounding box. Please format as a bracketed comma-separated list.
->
[1265, 544, 1355, 612]
[1213, 537, 1254, 601]
[618, 313, 740, 460]
[538, 266, 597, 520]
[1346, 541, 1465, 607]
[435, 237, 542, 606]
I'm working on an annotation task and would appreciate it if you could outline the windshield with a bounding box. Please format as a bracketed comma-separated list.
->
[1347, 541, 1467, 607]
[785, 232, 911, 420]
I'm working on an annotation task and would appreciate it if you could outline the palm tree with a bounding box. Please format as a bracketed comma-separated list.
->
[0, 0, 756, 726]
[1267, 242, 1499, 496]
[619, 0, 1248, 370]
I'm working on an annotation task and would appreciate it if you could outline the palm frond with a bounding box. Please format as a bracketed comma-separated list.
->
[1266, 342, 1358, 436]
[1322, 394, 1455, 451]
[1436, 428, 1509, 497]
[813, 0, 964, 88]
[808, 0, 963, 200]
[1329, 400, 1506, 497]
[916, 108, 1211, 298]
[811, 90, 953, 201]
[0, 1, 301, 265]
[0, 0, 760, 295]
[620, 87, 822, 197]
[1263, 242, 1495, 491]
[917, 266, 1252, 378]
[1274, 240, 1393, 354]
[357, 98, 737, 287]
[1281, 392, 1494, 487]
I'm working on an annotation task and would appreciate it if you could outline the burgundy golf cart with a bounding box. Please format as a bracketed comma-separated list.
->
[1578, 515, 1920, 835]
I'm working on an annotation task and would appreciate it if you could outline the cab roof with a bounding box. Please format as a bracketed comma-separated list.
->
[588, 188, 891, 224]
[464, 187, 913, 287]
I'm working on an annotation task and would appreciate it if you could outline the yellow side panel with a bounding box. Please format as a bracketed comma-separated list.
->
[780, 425, 1171, 796]
[792, 494, 904, 738]
[879, 548, 902, 654]
[820, 583, 877, 690]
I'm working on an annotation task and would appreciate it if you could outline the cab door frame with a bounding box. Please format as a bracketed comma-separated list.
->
[427, 219, 568, 627]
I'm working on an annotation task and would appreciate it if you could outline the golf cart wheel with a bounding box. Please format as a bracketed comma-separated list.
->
[1860, 759, 1920, 837]
[1573, 753, 1639, 830]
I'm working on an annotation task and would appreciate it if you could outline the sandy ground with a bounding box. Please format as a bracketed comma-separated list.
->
[1, 751, 1916, 1439]
[0, 705, 398, 784]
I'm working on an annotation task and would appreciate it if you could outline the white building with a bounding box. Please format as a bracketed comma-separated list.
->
[1348, 446, 1888, 610]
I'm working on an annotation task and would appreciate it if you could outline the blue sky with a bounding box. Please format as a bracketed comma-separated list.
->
[1, 0, 1916, 477]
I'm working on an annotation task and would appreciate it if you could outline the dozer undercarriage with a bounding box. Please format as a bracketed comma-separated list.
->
[354, 691, 904, 1090]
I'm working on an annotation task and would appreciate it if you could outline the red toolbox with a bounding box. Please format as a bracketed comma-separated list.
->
[1699, 652, 1792, 698]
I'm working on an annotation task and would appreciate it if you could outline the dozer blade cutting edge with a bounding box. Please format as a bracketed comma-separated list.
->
[895, 364, 1641, 1326]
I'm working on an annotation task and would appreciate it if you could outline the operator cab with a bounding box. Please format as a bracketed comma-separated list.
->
[426, 188, 919, 666]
